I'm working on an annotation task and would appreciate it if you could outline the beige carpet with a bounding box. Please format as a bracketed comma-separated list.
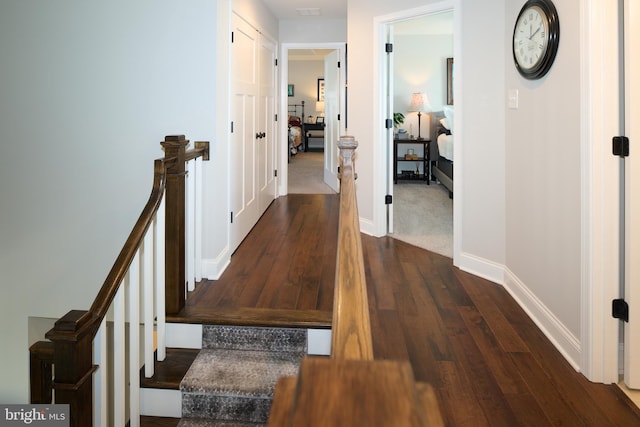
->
[288, 153, 452, 258]
[390, 182, 453, 258]
[288, 151, 335, 194]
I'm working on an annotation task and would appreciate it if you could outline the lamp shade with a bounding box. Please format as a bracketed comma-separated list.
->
[407, 92, 431, 113]
[315, 101, 325, 114]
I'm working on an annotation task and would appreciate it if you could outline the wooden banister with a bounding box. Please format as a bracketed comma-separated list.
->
[331, 136, 374, 360]
[89, 158, 167, 319]
[33, 135, 209, 426]
[269, 136, 445, 426]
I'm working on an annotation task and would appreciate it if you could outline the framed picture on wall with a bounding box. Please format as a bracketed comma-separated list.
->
[317, 78, 325, 101]
[288, 84, 294, 97]
[446, 58, 454, 105]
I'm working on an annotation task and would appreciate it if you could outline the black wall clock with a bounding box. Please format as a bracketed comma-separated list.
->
[512, 0, 560, 80]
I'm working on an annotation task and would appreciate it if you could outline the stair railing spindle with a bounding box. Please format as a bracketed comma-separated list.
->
[155, 196, 167, 362]
[194, 155, 203, 282]
[113, 280, 126, 427]
[142, 231, 155, 378]
[129, 250, 141, 427]
[186, 158, 196, 292]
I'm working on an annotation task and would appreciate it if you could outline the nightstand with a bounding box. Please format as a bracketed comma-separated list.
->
[394, 138, 431, 184]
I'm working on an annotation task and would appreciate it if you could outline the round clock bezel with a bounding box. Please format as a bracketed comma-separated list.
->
[512, 0, 560, 80]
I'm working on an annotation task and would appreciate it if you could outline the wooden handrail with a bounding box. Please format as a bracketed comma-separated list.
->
[34, 135, 209, 427]
[268, 136, 445, 426]
[88, 158, 167, 319]
[331, 136, 374, 360]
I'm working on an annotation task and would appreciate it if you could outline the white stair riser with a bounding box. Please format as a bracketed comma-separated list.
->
[140, 388, 182, 417]
[164, 324, 332, 355]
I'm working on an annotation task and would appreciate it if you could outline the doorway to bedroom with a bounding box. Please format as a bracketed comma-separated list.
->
[385, 10, 455, 258]
[282, 44, 346, 196]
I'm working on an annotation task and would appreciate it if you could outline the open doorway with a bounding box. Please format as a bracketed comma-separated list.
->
[279, 43, 346, 197]
[386, 11, 455, 258]
[287, 48, 335, 194]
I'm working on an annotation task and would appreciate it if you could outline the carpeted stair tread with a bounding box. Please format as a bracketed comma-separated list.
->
[202, 325, 307, 354]
[178, 326, 307, 424]
[181, 349, 301, 397]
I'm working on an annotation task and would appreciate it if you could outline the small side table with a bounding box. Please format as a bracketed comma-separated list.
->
[394, 138, 431, 184]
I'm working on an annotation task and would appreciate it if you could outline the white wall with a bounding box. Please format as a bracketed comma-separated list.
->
[457, 0, 506, 273]
[288, 59, 325, 120]
[394, 33, 454, 137]
[0, 0, 218, 403]
[504, 0, 583, 364]
[279, 18, 347, 43]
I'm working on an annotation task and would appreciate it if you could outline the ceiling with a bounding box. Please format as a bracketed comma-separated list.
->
[262, 0, 347, 20]
[262, 2, 452, 36]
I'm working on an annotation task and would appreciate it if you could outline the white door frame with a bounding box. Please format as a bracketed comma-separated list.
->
[278, 42, 347, 197]
[579, 1, 622, 383]
[373, 0, 460, 264]
[622, 0, 640, 388]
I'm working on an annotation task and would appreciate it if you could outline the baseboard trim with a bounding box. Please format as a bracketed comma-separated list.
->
[202, 247, 231, 280]
[503, 267, 581, 371]
[457, 252, 581, 371]
[359, 216, 376, 237]
[457, 251, 505, 286]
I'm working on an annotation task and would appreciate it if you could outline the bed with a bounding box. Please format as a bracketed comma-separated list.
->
[288, 102, 305, 156]
[429, 107, 454, 198]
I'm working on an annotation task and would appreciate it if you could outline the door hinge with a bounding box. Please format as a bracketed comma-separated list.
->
[385, 43, 393, 53]
[385, 118, 393, 129]
[275, 58, 278, 66]
[231, 121, 234, 133]
[337, 113, 341, 121]
[230, 211, 234, 224]
[385, 194, 393, 204]
[613, 136, 629, 157]
[337, 61, 341, 68]
[612, 298, 629, 322]
[275, 114, 278, 122]
[231, 31, 234, 43]
[274, 169, 278, 177]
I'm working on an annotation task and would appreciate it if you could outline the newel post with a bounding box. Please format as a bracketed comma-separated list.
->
[338, 136, 358, 179]
[45, 310, 98, 427]
[161, 135, 189, 314]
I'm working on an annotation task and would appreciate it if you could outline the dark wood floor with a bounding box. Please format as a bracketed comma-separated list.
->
[166, 194, 640, 426]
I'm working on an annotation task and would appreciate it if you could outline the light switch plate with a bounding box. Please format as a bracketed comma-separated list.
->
[508, 89, 519, 109]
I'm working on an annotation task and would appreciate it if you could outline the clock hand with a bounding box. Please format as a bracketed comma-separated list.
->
[529, 26, 541, 40]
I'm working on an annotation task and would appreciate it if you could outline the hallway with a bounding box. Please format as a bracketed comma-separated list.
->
[172, 194, 640, 426]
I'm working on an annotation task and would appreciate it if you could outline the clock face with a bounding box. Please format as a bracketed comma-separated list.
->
[513, 6, 549, 71]
[512, 0, 560, 80]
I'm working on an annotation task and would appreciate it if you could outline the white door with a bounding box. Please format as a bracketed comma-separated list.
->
[230, 13, 259, 251]
[323, 50, 341, 192]
[623, 0, 640, 389]
[258, 35, 277, 214]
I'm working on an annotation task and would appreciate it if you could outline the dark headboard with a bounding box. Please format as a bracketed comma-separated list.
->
[429, 111, 445, 161]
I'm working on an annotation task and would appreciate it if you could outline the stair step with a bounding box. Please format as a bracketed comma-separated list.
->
[177, 418, 264, 426]
[180, 348, 302, 423]
[141, 348, 200, 390]
[202, 325, 307, 353]
[167, 307, 331, 330]
[141, 416, 180, 427]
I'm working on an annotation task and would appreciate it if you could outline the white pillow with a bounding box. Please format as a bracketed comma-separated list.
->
[439, 118, 450, 131]
[443, 106, 454, 130]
